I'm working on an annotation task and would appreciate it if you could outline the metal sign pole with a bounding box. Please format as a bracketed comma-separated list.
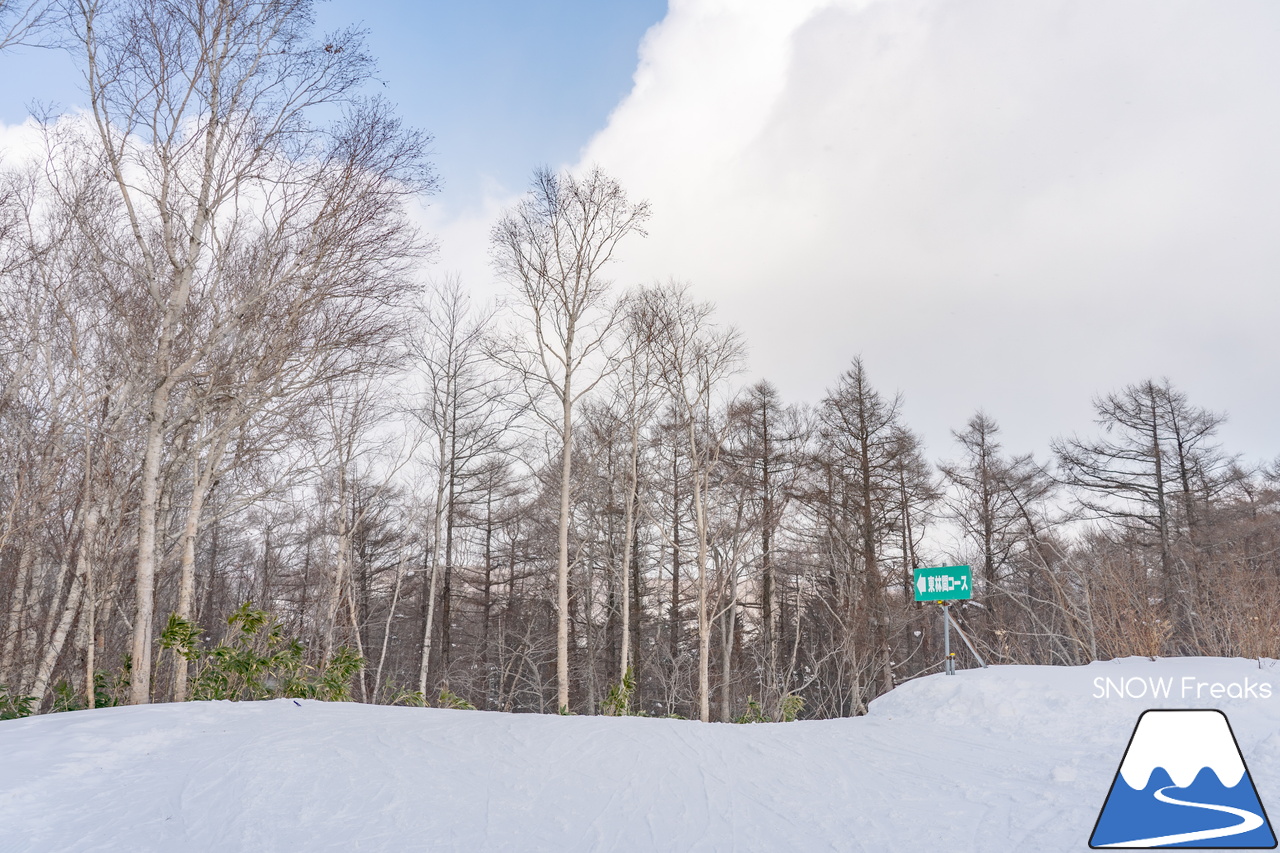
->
[913, 566, 971, 676]
[943, 603, 953, 675]
[944, 606, 988, 669]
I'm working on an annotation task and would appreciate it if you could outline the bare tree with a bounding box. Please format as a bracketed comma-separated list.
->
[633, 281, 745, 722]
[1053, 379, 1230, 645]
[0, 0, 48, 51]
[410, 277, 512, 696]
[816, 358, 926, 703]
[725, 381, 808, 715]
[65, 0, 432, 704]
[610, 293, 664, 684]
[941, 411, 1053, 594]
[491, 166, 649, 712]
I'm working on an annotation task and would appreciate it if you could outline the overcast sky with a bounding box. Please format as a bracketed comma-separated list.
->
[2, 0, 1277, 467]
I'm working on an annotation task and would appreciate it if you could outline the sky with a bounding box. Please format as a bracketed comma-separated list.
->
[1, 0, 1278, 467]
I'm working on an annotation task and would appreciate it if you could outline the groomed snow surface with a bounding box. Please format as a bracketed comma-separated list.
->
[3, 657, 1279, 852]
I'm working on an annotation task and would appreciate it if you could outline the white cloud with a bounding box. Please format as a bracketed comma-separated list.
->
[0, 117, 45, 167]
[412, 185, 514, 309]
[576, 0, 1280, 461]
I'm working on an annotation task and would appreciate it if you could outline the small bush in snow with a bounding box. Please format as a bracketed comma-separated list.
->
[161, 602, 363, 702]
[0, 685, 34, 719]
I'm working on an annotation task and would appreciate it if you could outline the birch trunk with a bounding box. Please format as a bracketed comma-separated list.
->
[691, 451, 711, 723]
[30, 506, 98, 706]
[618, 423, 640, 682]
[344, 559, 368, 703]
[27, 529, 79, 692]
[322, 467, 350, 665]
[1, 543, 35, 682]
[374, 550, 407, 702]
[417, 431, 449, 696]
[719, 584, 737, 723]
[84, 530, 97, 710]
[173, 453, 218, 702]
[129, 413, 166, 705]
[556, 371, 573, 712]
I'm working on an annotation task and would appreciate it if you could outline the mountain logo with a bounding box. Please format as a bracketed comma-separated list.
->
[1090, 709, 1277, 848]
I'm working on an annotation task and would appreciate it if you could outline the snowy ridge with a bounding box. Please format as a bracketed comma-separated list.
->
[1117, 710, 1246, 790]
[1, 657, 1278, 852]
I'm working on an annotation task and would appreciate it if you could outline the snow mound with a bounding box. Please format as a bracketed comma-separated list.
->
[1, 657, 1277, 852]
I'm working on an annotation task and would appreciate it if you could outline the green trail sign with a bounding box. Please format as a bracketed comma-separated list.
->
[914, 565, 972, 602]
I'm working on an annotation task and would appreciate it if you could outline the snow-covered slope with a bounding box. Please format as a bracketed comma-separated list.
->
[2, 657, 1279, 852]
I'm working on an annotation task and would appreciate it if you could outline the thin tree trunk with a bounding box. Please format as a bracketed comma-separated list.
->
[619, 423, 640, 682]
[323, 467, 350, 665]
[669, 449, 680, 665]
[419, 554, 443, 698]
[174, 446, 220, 702]
[202, 507, 221, 634]
[2, 543, 35, 679]
[556, 377, 573, 712]
[1149, 388, 1177, 645]
[345, 550, 368, 703]
[720, 585, 736, 722]
[442, 465, 455, 680]
[130, 399, 169, 705]
[418, 430, 449, 695]
[629, 520, 642, 696]
[374, 549, 407, 703]
[84, 526, 97, 710]
[30, 506, 98, 707]
[691, 448, 711, 723]
[24, 554, 78, 693]
[33, 508, 83, 690]
[761, 400, 777, 697]
[859, 429, 894, 697]
[585, 541, 598, 713]
[482, 495, 494, 708]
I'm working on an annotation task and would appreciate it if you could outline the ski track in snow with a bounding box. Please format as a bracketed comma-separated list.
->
[0, 657, 1278, 851]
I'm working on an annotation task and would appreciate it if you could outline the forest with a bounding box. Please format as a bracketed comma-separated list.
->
[1, 0, 1279, 724]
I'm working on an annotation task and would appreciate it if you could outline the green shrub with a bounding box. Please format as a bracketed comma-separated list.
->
[437, 688, 476, 710]
[734, 696, 769, 724]
[159, 613, 202, 662]
[601, 666, 637, 716]
[780, 692, 805, 722]
[386, 688, 429, 707]
[733, 692, 804, 724]
[45, 670, 127, 714]
[0, 684, 34, 720]
[169, 602, 362, 702]
[50, 680, 82, 713]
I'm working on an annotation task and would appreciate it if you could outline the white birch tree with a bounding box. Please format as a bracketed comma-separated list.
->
[65, 0, 432, 704]
[490, 167, 649, 712]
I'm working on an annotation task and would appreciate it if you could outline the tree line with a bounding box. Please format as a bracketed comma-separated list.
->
[2, 0, 1279, 723]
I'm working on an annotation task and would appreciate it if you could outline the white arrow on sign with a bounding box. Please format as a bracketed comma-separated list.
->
[917, 577, 926, 595]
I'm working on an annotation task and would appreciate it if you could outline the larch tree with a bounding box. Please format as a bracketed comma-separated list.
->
[490, 166, 649, 712]
[726, 380, 806, 715]
[941, 411, 1053, 595]
[817, 357, 924, 702]
[1053, 379, 1230, 647]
